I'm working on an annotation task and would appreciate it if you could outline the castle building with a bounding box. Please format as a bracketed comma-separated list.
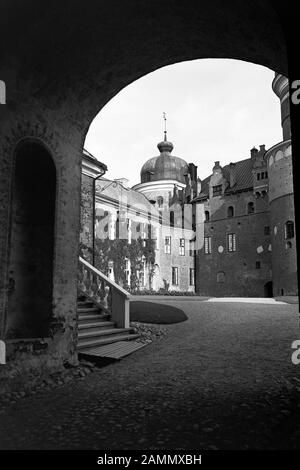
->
[81, 131, 196, 293]
[81, 73, 297, 298]
[193, 73, 297, 297]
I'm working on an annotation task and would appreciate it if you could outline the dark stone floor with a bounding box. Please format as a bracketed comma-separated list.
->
[0, 300, 300, 450]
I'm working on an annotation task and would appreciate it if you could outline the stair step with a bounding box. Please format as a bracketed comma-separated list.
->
[78, 327, 134, 340]
[79, 341, 147, 359]
[78, 333, 140, 350]
[78, 307, 101, 313]
[78, 313, 109, 321]
[78, 321, 115, 330]
[77, 301, 94, 308]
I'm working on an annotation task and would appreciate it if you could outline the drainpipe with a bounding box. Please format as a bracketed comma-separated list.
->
[92, 173, 105, 266]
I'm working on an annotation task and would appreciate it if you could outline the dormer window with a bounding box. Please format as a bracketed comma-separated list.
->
[257, 171, 268, 181]
[212, 185, 222, 197]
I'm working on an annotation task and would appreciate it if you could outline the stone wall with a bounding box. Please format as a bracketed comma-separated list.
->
[196, 191, 272, 297]
[80, 174, 94, 263]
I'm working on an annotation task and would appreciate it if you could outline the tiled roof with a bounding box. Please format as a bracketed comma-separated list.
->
[83, 148, 108, 172]
[96, 177, 156, 212]
[193, 157, 254, 202]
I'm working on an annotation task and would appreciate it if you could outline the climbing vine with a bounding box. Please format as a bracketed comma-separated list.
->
[93, 237, 156, 291]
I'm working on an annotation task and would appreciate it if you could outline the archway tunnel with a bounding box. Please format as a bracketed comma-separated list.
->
[0, 0, 298, 374]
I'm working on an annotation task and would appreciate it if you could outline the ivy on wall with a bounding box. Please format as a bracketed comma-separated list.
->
[79, 237, 156, 291]
[95, 237, 155, 290]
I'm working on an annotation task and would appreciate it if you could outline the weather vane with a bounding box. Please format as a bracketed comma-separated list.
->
[163, 112, 167, 139]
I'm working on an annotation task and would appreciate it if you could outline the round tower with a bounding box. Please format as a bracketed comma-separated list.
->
[265, 73, 297, 296]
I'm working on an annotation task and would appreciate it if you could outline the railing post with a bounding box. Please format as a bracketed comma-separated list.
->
[111, 288, 129, 329]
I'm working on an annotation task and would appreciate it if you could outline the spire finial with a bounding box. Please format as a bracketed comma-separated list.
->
[163, 112, 167, 141]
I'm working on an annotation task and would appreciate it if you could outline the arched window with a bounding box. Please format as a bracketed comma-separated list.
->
[205, 210, 210, 222]
[285, 221, 294, 239]
[217, 271, 225, 283]
[247, 202, 254, 214]
[227, 206, 234, 218]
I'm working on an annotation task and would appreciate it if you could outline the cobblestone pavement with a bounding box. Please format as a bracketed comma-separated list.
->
[1, 300, 300, 450]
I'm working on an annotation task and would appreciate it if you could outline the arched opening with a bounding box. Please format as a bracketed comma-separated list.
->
[264, 281, 273, 297]
[247, 202, 255, 214]
[217, 271, 226, 283]
[6, 142, 56, 339]
[227, 206, 234, 218]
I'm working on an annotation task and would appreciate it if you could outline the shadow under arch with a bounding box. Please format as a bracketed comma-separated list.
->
[6, 140, 57, 339]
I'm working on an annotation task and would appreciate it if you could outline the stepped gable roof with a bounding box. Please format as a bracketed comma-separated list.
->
[193, 157, 254, 202]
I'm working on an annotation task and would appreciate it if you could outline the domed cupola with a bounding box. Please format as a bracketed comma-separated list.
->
[157, 136, 174, 154]
[140, 124, 188, 185]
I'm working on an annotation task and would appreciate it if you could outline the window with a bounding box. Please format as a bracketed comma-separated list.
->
[217, 271, 225, 283]
[126, 218, 131, 242]
[192, 214, 196, 231]
[179, 238, 185, 256]
[172, 267, 179, 286]
[256, 261, 261, 269]
[204, 236, 212, 254]
[257, 173, 260, 181]
[170, 211, 174, 227]
[205, 210, 210, 222]
[189, 268, 195, 286]
[125, 259, 130, 285]
[285, 221, 294, 239]
[159, 210, 163, 225]
[115, 216, 119, 239]
[141, 223, 147, 247]
[247, 202, 254, 214]
[213, 184, 222, 197]
[265, 171, 268, 179]
[157, 196, 163, 207]
[227, 233, 236, 252]
[165, 236, 171, 254]
[227, 206, 234, 218]
[264, 226, 270, 236]
[189, 239, 195, 256]
[139, 270, 145, 287]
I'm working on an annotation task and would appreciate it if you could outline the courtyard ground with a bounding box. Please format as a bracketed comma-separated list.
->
[0, 299, 300, 450]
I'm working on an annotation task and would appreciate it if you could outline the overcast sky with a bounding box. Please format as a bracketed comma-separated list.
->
[85, 59, 282, 187]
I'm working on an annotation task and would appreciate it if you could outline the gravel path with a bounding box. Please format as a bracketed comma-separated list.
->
[0, 300, 300, 450]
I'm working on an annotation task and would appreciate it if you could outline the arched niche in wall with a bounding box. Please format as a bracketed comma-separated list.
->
[6, 141, 56, 339]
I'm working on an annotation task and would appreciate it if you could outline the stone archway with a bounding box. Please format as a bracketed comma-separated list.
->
[0, 0, 295, 372]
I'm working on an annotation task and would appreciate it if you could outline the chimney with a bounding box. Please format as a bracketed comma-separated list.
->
[229, 162, 236, 188]
[259, 145, 265, 152]
[188, 163, 198, 183]
[196, 177, 202, 196]
[213, 161, 221, 172]
[250, 147, 258, 158]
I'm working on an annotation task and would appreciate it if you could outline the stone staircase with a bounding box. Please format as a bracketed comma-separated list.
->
[77, 296, 139, 354]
